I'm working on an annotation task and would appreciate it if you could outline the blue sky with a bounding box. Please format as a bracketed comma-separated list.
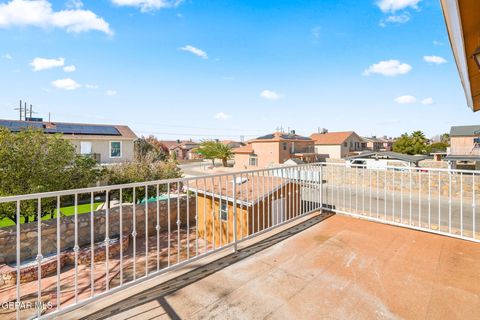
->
[1, 0, 479, 140]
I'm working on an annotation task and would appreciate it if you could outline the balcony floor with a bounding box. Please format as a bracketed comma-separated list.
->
[74, 213, 480, 320]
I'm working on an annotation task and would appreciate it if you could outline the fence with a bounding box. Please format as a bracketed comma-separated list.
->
[0, 162, 478, 319]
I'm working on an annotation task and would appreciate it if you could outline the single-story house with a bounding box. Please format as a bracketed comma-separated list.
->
[0, 119, 137, 164]
[160, 140, 201, 160]
[188, 175, 301, 247]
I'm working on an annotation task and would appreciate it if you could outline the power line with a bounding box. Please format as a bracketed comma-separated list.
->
[50, 112, 268, 133]
[135, 130, 258, 138]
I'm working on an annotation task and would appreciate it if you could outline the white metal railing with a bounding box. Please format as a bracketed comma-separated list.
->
[0, 162, 478, 319]
[0, 164, 323, 319]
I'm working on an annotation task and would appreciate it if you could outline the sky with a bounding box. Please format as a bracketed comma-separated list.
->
[1, 0, 479, 140]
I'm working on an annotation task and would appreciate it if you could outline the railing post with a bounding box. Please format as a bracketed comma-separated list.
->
[232, 173, 238, 252]
[319, 165, 323, 212]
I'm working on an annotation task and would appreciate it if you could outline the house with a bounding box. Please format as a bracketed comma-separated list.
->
[160, 140, 201, 160]
[0, 119, 137, 164]
[362, 136, 394, 152]
[220, 140, 245, 149]
[188, 175, 301, 247]
[310, 131, 364, 159]
[440, 0, 480, 112]
[170, 141, 201, 160]
[445, 125, 480, 170]
[233, 131, 316, 169]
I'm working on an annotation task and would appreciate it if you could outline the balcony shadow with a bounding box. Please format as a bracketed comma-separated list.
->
[81, 211, 334, 320]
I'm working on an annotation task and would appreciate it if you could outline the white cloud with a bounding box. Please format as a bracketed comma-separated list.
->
[214, 112, 230, 120]
[433, 40, 444, 46]
[111, 0, 183, 12]
[376, 0, 421, 13]
[106, 89, 117, 96]
[421, 97, 434, 105]
[65, 0, 83, 9]
[381, 12, 410, 26]
[0, 0, 112, 35]
[260, 90, 282, 100]
[179, 45, 208, 59]
[63, 65, 76, 72]
[85, 84, 98, 89]
[30, 57, 64, 71]
[395, 95, 417, 104]
[1, 53, 12, 59]
[423, 55, 447, 64]
[51, 78, 81, 90]
[363, 59, 412, 76]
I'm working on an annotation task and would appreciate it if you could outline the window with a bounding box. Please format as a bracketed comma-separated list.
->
[249, 156, 258, 166]
[283, 142, 287, 151]
[220, 203, 228, 221]
[80, 141, 92, 155]
[110, 141, 122, 158]
[343, 142, 348, 147]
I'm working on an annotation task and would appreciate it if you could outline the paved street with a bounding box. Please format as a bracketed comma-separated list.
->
[301, 183, 480, 238]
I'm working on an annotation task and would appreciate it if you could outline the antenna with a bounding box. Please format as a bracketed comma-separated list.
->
[14, 100, 24, 120]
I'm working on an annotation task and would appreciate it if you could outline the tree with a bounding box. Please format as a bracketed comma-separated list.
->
[0, 129, 102, 224]
[195, 141, 218, 165]
[430, 142, 449, 152]
[215, 143, 234, 167]
[392, 131, 431, 155]
[134, 136, 168, 162]
[104, 158, 182, 203]
[195, 141, 233, 167]
[440, 133, 450, 145]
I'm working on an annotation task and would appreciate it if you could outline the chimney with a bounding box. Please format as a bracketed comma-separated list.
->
[318, 128, 328, 134]
[290, 129, 296, 135]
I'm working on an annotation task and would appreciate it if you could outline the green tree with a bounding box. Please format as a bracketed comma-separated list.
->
[134, 136, 167, 162]
[430, 142, 449, 152]
[195, 141, 233, 167]
[392, 131, 431, 155]
[104, 158, 182, 203]
[440, 133, 450, 145]
[0, 129, 102, 224]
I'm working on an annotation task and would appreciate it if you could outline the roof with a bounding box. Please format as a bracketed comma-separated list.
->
[345, 151, 427, 163]
[283, 158, 305, 165]
[233, 144, 254, 154]
[160, 140, 198, 150]
[310, 131, 355, 145]
[445, 154, 480, 161]
[0, 119, 137, 140]
[187, 175, 295, 206]
[440, 0, 480, 112]
[450, 125, 480, 137]
[254, 132, 312, 142]
[362, 136, 384, 143]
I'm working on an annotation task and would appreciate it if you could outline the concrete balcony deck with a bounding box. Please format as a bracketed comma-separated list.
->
[65, 212, 480, 320]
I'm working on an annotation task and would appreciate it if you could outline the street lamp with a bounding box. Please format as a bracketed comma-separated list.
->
[473, 46, 480, 70]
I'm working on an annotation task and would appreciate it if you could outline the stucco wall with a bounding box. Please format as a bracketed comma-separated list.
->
[450, 136, 479, 155]
[315, 145, 342, 159]
[69, 139, 135, 164]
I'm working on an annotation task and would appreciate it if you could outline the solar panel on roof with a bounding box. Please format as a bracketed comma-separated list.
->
[0, 120, 121, 136]
[55, 124, 120, 135]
